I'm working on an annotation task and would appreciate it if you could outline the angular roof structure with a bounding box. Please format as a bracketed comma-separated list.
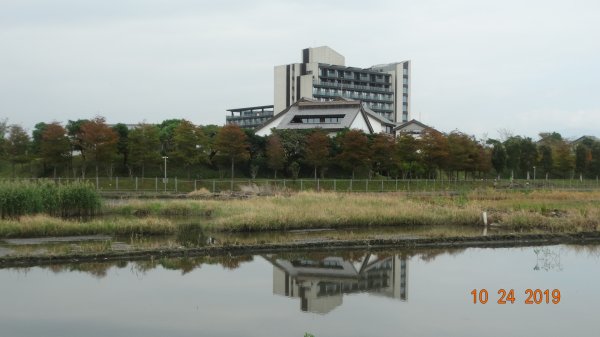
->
[255, 97, 395, 137]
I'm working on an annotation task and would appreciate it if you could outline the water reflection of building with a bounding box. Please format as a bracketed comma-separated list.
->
[264, 254, 408, 314]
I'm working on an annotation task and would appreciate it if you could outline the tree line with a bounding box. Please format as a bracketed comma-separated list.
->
[0, 117, 599, 180]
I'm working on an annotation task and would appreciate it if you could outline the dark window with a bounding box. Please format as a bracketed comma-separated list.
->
[290, 114, 344, 124]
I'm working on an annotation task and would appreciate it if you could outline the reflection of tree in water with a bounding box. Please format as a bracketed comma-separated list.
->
[45, 262, 127, 279]
[30, 254, 256, 278]
[565, 244, 600, 259]
[408, 247, 467, 262]
[533, 247, 563, 272]
[12, 247, 468, 279]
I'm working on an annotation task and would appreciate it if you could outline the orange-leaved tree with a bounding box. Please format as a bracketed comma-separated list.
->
[79, 116, 118, 179]
[304, 130, 331, 179]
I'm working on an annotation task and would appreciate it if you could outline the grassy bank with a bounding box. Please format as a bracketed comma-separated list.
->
[0, 215, 175, 238]
[105, 190, 600, 232]
[2, 189, 600, 238]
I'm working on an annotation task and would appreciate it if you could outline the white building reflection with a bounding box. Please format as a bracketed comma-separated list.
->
[263, 253, 408, 314]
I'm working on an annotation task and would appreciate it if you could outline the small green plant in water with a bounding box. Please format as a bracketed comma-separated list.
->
[304, 333, 315, 337]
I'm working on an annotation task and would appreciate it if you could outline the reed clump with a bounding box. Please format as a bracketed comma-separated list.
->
[0, 180, 101, 219]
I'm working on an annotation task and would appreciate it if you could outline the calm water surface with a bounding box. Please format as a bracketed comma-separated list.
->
[1, 244, 598, 337]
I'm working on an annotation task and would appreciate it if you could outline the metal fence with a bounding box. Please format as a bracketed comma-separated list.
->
[4, 177, 600, 194]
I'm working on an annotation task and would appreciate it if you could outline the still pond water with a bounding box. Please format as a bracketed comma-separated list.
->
[1, 244, 599, 337]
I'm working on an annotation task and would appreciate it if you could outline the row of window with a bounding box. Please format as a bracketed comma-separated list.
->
[316, 80, 392, 92]
[290, 115, 344, 124]
[228, 118, 269, 126]
[368, 102, 393, 110]
[321, 69, 389, 82]
[313, 88, 392, 101]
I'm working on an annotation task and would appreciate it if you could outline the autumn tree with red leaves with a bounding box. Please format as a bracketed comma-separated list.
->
[40, 123, 70, 177]
[304, 130, 331, 179]
[79, 116, 118, 178]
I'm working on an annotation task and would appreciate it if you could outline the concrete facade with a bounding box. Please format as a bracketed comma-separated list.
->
[274, 46, 411, 123]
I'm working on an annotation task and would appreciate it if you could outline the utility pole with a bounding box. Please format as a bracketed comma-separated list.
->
[162, 156, 168, 192]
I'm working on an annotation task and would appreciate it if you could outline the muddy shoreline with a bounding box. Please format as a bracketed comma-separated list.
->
[2, 231, 600, 268]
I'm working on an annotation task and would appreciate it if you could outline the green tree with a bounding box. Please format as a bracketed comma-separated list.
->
[395, 134, 421, 179]
[590, 142, 600, 178]
[503, 136, 537, 178]
[158, 119, 183, 155]
[273, 129, 309, 164]
[40, 123, 71, 177]
[304, 130, 331, 179]
[66, 119, 90, 176]
[487, 139, 507, 177]
[112, 123, 130, 171]
[370, 134, 395, 177]
[214, 124, 250, 185]
[6, 124, 31, 177]
[129, 124, 161, 177]
[171, 120, 207, 178]
[554, 141, 574, 178]
[538, 145, 553, 178]
[335, 130, 370, 179]
[265, 134, 286, 178]
[575, 143, 591, 177]
[31, 122, 48, 156]
[0, 118, 7, 157]
[518, 137, 538, 178]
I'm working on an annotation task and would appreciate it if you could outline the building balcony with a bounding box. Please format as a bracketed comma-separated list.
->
[313, 92, 393, 103]
[313, 81, 393, 93]
[318, 74, 392, 86]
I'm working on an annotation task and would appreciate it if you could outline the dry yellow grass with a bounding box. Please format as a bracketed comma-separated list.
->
[0, 215, 176, 238]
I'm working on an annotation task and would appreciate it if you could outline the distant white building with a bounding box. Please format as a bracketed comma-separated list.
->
[254, 97, 395, 137]
[394, 119, 434, 138]
[274, 46, 411, 123]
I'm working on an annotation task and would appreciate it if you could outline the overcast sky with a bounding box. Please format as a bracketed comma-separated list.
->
[1, 0, 599, 140]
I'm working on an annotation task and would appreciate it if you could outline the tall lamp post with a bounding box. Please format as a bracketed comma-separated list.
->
[162, 156, 168, 192]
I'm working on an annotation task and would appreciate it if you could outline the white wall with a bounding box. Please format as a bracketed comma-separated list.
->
[274, 65, 287, 114]
[349, 112, 371, 133]
[308, 46, 345, 66]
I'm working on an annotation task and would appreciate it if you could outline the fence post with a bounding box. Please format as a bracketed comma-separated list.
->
[350, 179, 353, 192]
[175, 177, 178, 192]
[194, 180, 197, 191]
[381, 180, 384, 192]
[334, 179, 336, 192]
[135, 177, 138, 191]
[283, 179, 286, 188]
[212, 180, 216, 193]
[317, 179, 320, 192]
[365, 179, 368, 192]
[155, 177, 158, 192]
[96, 176, 99, 190]
[300, 179, 303, 191]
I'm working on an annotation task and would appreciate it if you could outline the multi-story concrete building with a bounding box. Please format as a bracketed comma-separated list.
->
[274, 46, 411, 123]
